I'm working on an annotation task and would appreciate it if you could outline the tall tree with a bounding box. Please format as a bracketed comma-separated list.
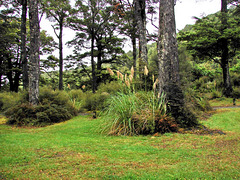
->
[178, 2, 240, 97]
[42, 0, 72, 90]
[158, 0, 197, 127]
[0, 8, 22, 92]
[19, 0, 28, 89]
[67, 0, 124, 92]
[28, 0, 40, 105]
[134, 0, 148, 65]
[220, 0, 233, 96]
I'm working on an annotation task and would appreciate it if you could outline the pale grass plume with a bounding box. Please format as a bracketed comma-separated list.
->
[129, 74, 133, 83]
[131, 66, 134, 77]
[153, 78, 159, 90]
[144, 66, 148, 76]
[107, 67, 114, 76]
[116, 71, 120, 79]
[125, 80, 130, 88]
[119, 72, 124, 81]
[67, 84, 71, 89]
[125, 74, 127, 82]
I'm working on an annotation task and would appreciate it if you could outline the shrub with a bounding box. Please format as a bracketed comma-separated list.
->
[233, 87, 240, 99]
[67, 89, 85, 112]
[5, 87, 77, 127]
[82, 92, 110, 111]
[0, 92, 22, 112]
[101, 91, 168, 135]
[209, 89, 222, 99]
[97, 81, 123, 94]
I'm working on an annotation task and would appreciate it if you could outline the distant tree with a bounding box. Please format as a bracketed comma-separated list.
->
[178, 2, 240, 97]
[0, 9, 22, 92]
[67, 0, 124, 92]
[28, 0, 40, 105]
[41, 0, 72, 90]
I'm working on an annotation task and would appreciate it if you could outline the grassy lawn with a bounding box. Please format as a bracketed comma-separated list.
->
[209, 97, 239, 107]
[0, 109, 240, 179]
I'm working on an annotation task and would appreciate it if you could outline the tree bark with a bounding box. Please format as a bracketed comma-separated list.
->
[221, 0, 233, 97]
[21, 0, 28, 90]
[28, 0, 40, 105]
[91, 30, 96, 94]
[135, 0, 148, 65]
[158, 0, 197, 127]
[158, 0, 179, 92]
[59, 21, 63, 90]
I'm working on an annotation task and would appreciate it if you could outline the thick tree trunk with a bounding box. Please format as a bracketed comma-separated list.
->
[59, 22, 63, 90]
[135, 0, 148, 65]
[29, 0, 40, 105]
[158, 0, 179, 92]
[221, 0, 233, 97]
[158, 0, 197, 127]
[21, 0, 28, 90]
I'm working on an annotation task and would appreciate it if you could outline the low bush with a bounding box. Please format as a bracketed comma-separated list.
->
[5, 87, 77, 127]
[97, 81, 123, 94]
[101, 91, 170, 135]
[0, 92, 21, 112]
[82, 91, 110, 111]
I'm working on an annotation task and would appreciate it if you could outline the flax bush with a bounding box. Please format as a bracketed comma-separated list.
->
[101, 91, 169, 135]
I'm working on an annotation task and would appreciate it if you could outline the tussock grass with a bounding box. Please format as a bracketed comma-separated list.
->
[0, 108, 240, 179]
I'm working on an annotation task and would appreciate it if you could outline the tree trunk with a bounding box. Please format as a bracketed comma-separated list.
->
[28, 0, 40, 105]
[158, 0, 197, 127]
[158, 0, 179, 91]
[21, 0, 28, 90]
[59, 22, 63, 90]
[135, 0, 148, 65]
[132, 35, 137, 74]
[221, 0, 233, 97]
[91, 30, 96, 94]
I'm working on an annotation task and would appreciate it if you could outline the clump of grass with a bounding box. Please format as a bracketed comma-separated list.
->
[101, 91, 168, 135]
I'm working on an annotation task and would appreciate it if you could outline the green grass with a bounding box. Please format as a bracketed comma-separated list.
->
[1, 109, 240, 179]
[209, 97, 238, 107]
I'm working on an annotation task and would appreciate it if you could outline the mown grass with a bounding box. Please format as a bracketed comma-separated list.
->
[0, 108, 240, 179]
[209, 97, 238, 107]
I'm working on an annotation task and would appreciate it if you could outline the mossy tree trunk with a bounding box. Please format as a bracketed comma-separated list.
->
[28, 0, 40, 105]
[158, 0, 197, 127]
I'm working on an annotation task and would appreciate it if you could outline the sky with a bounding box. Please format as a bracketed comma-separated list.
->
[40, 0, 221, 59]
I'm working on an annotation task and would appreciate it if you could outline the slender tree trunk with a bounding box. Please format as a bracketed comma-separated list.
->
[132, 35, 137, 73]
[21, 0, 28, 90]
[221, 0, 233, 97]
[135, 0, 148, 65]
[158, 0, 197, 127]
[28, 0, 40, 105]
[59, 22, 63, 90]
[91, 30, 96, 94]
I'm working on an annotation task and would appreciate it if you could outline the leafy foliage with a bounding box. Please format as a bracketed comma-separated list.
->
[5, 87, 77, 126]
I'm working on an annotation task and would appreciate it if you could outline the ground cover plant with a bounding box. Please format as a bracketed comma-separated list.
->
[0, 107, 239, 179]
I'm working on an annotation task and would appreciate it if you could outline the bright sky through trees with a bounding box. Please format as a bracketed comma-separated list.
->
[40, 0, 221, 59]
